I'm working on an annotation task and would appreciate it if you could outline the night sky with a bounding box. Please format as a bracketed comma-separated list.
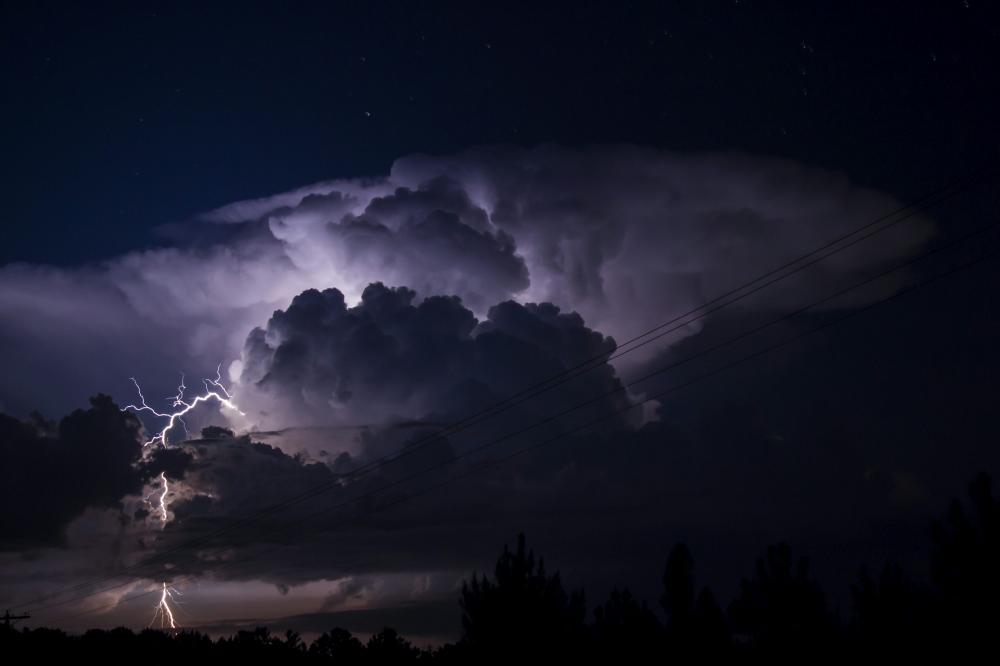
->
[2, 0, 999, 645]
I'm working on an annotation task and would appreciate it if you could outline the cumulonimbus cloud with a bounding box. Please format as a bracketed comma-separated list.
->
[0, 144, 933, 422]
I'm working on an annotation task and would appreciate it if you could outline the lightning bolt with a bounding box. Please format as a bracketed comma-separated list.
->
[157, 472, 170, 524]
[124, 367, 234, 629]
[150, 581, 181, 631]
[123, 364, 244, 447]
[143, 471, 171, 524]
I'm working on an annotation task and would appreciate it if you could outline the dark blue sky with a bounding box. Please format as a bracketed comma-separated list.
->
[3, 0, 997, 265]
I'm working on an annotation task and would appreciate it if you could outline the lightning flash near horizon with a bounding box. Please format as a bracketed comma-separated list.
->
[150, 582, 181, 631]
[123, 364, 244, 447]
[122, 369, 234, 630]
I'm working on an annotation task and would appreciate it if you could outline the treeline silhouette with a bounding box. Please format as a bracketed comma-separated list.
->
[2, 472, 997, 662]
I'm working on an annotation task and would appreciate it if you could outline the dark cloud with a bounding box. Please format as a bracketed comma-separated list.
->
[0, 395, 144, 548]
[100, 281, 908, 604]
[117, 269, 993, 618]
[5, 277, 997, 631]
[130, 285, 632, 586]
[238, 282, 628, 431]
[0, 276, 957, 610]
[145, 446, 195, 481]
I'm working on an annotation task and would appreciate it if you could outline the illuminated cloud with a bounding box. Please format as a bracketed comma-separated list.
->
[0, 145, 933, 420]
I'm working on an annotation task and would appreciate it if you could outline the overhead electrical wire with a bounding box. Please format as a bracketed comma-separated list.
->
[11, 163, 988, 614]
[45, 217, 1000, 624]
[24, 206, 1000, 619]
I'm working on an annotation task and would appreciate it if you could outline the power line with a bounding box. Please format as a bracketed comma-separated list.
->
[10, 164, 987, 614]
[27, 216, 1000, 618]
[47, 224, 1000, 624]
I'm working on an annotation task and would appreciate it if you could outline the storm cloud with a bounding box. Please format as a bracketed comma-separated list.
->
[0, 145, 952, 634]
[0, 395, 145, 548]
[237, 281, 627, 431]
[128, 285, 636, 583]
[0, 145, 933, 419]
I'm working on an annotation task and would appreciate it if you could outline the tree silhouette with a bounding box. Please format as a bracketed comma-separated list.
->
[310, 627, 365, 663]
[662, 543, 696, 626]
[728, 542, 833, 655]
[930, 471, 999, 650]
[460, 533, 586, 659]
[592, 586, 662, 660]
[366, 627, 420, 663]
[283, 629, 306, 653]
[230, 626, 277, 647]
[850, 562, 932, 657]
[5, 472, 1000, 661]
[661, 543, 729, 654]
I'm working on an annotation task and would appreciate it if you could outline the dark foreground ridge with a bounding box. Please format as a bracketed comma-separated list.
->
[2, 472, 997, 663]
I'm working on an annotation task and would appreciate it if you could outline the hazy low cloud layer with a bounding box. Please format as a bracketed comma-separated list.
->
[0, 145, 932, 419]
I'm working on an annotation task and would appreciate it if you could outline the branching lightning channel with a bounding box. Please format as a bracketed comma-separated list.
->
[150, 582, 181, 631]
[143, 471, 171, 524]
[123, 364, 244, 447]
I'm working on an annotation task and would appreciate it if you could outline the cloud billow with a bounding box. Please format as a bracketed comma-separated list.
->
[0, 395, 145, 548]
[0, 145, 932, 418]
[238, 281, 629, 432]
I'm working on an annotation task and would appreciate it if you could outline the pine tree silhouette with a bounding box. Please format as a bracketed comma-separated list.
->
[729, 542, 834, 656]
[661, 543, 730, 655]
[850, 562, 932, 657]
[460, 533, 586, 660]
[309, 627, 365, 663]
[592, 586, 662, 660]
[930, 472, 999, 651]
[367, 627, 419, 663]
